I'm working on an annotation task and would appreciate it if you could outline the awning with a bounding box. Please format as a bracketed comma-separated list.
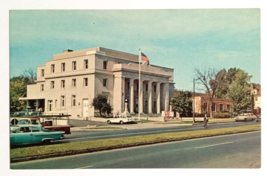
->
[19, 97, 45, 100]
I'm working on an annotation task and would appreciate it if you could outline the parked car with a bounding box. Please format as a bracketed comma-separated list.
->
[10, 125, 65, 146]
[10, 117, 41, 126]
[256, 115, 261, 122]
[235, 113, 256, 122]
[27, 109, 38, 116]
[13, 110, 27, 116]
[107, 115, 135, 124]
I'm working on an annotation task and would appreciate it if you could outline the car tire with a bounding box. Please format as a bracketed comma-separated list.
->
[120, 121, 124, 124]
[244, 118, 247, 121]
[43, 140, 51, 145]
[107, 120, 111, 124]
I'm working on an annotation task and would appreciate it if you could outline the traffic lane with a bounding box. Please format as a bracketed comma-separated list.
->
[10, 131, 260, 169]
[53, 121, 257, 143]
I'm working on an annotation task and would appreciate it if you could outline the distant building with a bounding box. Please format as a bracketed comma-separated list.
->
[19, 47, 175, 119]
[173, 90, 233, 116]
[251, 83, 261, 110]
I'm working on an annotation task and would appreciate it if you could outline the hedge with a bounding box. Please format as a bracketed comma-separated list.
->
[213, 112, 231, 118]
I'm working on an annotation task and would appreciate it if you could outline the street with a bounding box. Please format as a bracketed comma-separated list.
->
[10, 131, 261, 169]
[54, 121, 257, 143]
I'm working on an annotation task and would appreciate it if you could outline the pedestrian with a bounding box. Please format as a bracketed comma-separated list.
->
[204, 114, 208, 128]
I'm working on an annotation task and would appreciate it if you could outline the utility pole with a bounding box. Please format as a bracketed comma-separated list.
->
[193, 78, 195, 123]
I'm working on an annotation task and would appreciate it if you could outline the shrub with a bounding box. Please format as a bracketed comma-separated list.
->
[213, 112, 231, 118]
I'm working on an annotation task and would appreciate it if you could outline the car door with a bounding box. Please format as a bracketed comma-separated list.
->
[30, 126, 43, 144]
[15, 127, 33, 145]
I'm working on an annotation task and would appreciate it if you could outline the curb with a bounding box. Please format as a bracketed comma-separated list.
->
[10, 129, 260, 163]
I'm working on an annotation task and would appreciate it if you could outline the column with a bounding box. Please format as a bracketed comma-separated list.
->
[35, 100, 39, 111]
[156, 82, 161, 114]
[113, 75, 123, 114]
[121, 77, 125, 113]
[139, 80, 143, 113]
[130, 78, 134, 113]
[26, 100, 29, 109]
[165, 83, 170, 111]
[148, 81, 152, 114]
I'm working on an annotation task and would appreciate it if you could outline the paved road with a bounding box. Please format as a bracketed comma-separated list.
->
[54, 121, 257, 143]
[11, 131, 261, 169]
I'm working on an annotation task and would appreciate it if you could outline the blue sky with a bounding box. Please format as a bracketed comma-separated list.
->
[10, 9, 260, 91]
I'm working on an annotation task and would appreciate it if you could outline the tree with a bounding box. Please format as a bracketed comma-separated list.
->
[10, 78, 27, 111]
[92, 94, 113, 117]
[226, 70, 252, 113]
[170, 91, 192, 117]
[215, 67, 240, 99]
[195, 68, 228, 118]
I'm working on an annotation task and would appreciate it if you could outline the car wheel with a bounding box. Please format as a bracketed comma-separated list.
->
[244, 118, 247, 121]
[120, 121, 124, 124]
[43, 140, 51, 145]
[107, 120, 111, 124]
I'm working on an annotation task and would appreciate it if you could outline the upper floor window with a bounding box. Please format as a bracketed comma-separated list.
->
[103, 61, 107, 69]
[72, 95, 76, 106]
[72, 61, 76, 70]
[41, 69, 45, 77]
[103, 78, 108, 88]
[84, 78, 88, 87]
[51, 64, 55, 73]
[61, 63, 65, 72]
[84, 60, 88, 69]
[40, 84, 44, 91]
[61, 80, 65, 89]
[51, 81, 55, 89]
[61, 96, 65, 107]
[72, 79, 76, 87]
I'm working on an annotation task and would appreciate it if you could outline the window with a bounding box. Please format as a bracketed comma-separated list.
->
[72, 95, 76, 106]
[72, 79, 76, 87]
[61, 96, 65, 107]
[220, 104, 224, 111]
[212, 103, 216, 112]
[227, 105, 231, 111]
[72, 61, 76, 70]
[103, 61, 107, 69]
[51, 81, 55, 89]
[40, 84, 44, 91]
[48, 100, 53, 111]
[84, 60, 88, 69]
[30, 127, 40, 132]
[61, 63, 65, 72]
[103, 78, 108, 88]
[61, 80, 65, 89]
[146, 84, 148, 91]
[154, 85, 156, 92]
[51, 64, 55, 73]
[203, 103, 208, 113]
[41, 69, 44, 77]
[84, 78, 88, 86]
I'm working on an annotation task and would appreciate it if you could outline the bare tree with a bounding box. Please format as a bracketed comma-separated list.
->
[20, 68, 37, 84]
[195, 68, 227, 118]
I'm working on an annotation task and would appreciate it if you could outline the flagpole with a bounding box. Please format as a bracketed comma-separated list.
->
[138, 49, 141, 121]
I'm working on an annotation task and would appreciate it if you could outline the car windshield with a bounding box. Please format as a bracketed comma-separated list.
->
[10, 127, 20, 133]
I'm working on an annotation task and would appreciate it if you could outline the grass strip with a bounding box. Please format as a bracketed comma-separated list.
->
[10, 124, 260, 162]
[87, 127, 124, 130]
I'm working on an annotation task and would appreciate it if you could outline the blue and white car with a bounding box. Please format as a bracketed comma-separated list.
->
[10, 125, 65, 146]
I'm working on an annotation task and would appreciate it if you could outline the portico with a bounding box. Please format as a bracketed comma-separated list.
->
[112, 62, 173, 115]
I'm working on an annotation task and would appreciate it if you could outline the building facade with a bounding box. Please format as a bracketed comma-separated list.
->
[20, 47, 174, 119]
[251, 83, 261, 110]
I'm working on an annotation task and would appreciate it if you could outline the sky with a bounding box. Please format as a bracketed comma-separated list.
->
[9, 9, 260, 92]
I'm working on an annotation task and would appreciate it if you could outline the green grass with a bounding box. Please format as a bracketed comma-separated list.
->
[10, 124, 260, 160]
[88, 127, 124, 130]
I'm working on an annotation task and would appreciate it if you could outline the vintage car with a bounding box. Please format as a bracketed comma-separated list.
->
[256, 115, 261, 122]
[13, 109, 27, 116]
[10, 117, 41, 126]
[10, 125, 65, 146]
[13, 109, 38, 116]
[235, 113, 256, 122]
[106, 115, 135, 124]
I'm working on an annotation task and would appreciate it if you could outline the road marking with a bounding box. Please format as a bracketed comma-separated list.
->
[75, 165, 93, 169]
[194, 141, 233, 149]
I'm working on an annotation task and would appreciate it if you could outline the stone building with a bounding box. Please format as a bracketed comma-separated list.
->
[19, 47, 174, 119]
